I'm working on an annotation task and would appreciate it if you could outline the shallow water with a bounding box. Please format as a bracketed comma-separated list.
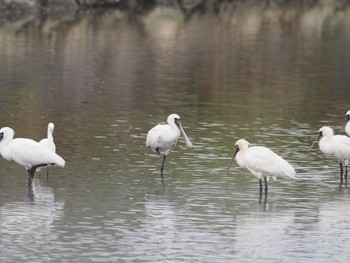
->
[1, 3, 350, 262]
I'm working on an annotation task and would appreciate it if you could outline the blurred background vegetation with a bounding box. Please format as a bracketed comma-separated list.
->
[1, 0, 350, 17]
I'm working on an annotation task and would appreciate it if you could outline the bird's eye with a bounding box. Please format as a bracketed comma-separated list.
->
[0, 132, 3, 139]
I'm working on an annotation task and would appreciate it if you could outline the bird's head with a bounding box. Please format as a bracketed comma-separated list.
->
[0, 127, 15, 144]
[346, 110, 350, 122]
[48, 123, 55, 132]
[167, 114, 181, 127]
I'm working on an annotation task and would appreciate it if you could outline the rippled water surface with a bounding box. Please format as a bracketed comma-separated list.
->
[1, 3, 350, 262]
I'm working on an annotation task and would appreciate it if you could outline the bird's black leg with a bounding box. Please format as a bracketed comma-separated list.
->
[156, 148, 160, 155]
[259, 179, 263, 194]
[264, 177, 268, 194]
[160, 155, 167, 180]
[27, 169, 34, 185]
[27, 164, 49, 185]
[345, 165, 348, 186]
[340, 163, 344, 185]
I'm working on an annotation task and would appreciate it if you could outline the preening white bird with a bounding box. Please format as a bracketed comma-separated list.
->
[226, 139, 296, 194]
[345, 110, 350, 137]
[146, 114, 192, 179]
[0, 127, 65, 185]
[39, 123, 56, 153]
[310, 126, 350, 184]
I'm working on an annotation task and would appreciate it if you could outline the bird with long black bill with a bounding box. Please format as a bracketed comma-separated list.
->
[227, 139, 296, 194]
[146, 114, 192, 180]
[310, 126, 350, 185]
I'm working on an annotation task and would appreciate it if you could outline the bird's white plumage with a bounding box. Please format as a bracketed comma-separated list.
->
[146, 114, 192, 155]
[234, 139, 296, 180]
[345, 110, 350, 137]
[0, 127, 65, 170]
[39, 122, 56, 153]
[318, 126, 350, 165]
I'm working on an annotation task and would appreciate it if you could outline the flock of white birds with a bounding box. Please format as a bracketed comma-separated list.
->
[1, 111, 350, 193]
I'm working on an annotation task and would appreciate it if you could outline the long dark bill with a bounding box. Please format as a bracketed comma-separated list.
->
[226, 147, 239, 171]
[308, 133, 322, 152]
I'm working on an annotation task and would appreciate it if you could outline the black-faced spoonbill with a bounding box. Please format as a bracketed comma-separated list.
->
[146, 114, 192, 180]
[226, 139, 296, 194]
[345, 110, 350, 136]
[0, 127, 65, 185]
[39, 123, 56, 153]
[310, 126, 350, 184]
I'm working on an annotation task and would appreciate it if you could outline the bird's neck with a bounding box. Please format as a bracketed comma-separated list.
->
[48, 131, 54, 142]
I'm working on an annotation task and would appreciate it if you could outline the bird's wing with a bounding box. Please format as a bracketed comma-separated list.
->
[39, 138, 49, 148]
[245, 146, 295, 178]
[333, 136, 350, 160]
[335, 135, 350, 147]
[9, 138, 64, 168]
[39, 138, 56, 152]
[146, 124, 166, 149]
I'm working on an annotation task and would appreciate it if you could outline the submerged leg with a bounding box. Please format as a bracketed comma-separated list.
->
[345, 165, 348, 185]
[259, 179, 263, 193]
[27, 164, 50, 185]
[340, 163, 344, 185]
[160, 155, 167, 180]
[27, 169, 34, 185]
[264, 177, 268, 194]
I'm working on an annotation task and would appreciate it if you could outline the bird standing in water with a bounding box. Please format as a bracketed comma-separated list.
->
[310, 126, 350, 185]
[227, 139, 296, 194]
[0, 127, 65, 185]
[146, 114, 192, 180]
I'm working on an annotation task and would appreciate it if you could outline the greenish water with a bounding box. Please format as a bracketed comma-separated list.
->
[1, 4, 350, 262]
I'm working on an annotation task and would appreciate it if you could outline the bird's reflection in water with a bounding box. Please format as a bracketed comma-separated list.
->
[0, 179, 64, 256]
[144, 183, 166, 202]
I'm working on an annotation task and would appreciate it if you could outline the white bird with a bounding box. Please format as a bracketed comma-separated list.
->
[345, 110, 350, 136]
[39, 123, 56, 153]
[310, 126, 350, 184]
[39, 123, 56, 177]
[226, 139, 296, 194]
[146, 114, 192, 180]
[0, 127, 65, 185]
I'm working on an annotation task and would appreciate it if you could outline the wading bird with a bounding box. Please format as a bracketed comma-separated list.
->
[345, 110, 350, 136]
[146, 114, 192, 180]
[226, 139, 296, 194]
[39, 123, 56, 176]
[0, 127, 65, 185]
[310, 126, 350, 184]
